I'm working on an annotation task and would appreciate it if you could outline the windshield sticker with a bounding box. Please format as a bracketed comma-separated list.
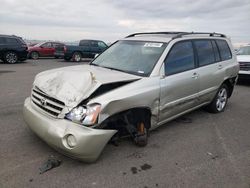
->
[137, 70, 145, 74]
[144, 43, 163, 48]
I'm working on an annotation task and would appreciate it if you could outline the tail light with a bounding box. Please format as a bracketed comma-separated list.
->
[64, 46, 67, 53]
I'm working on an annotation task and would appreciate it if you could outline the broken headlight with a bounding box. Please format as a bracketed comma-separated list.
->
[65, 104, 101, 126]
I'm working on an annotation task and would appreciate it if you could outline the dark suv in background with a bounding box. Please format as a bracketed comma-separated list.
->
[55, 39, 108, 62]
[0, 35, 28, 64]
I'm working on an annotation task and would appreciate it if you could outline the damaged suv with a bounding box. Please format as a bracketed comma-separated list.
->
[23, 32, 239, 162]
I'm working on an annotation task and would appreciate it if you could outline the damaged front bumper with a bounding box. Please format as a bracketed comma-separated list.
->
[23, 98, 117, 162]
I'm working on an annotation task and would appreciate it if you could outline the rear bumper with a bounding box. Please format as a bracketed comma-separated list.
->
[23, 98, 117, 162]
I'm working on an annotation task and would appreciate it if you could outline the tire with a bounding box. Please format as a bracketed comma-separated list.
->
[206, 84, 229, 113]
[4, 51, 18, 64]
[72, 52, 82, 62]
[30, 51, 39, 60]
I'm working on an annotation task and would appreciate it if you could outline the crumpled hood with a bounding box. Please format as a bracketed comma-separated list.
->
[237, 55, 250, 62]
[33, 64, 140, 107]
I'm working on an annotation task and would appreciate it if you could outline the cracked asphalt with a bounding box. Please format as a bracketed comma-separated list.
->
[0, 59, 250, 188]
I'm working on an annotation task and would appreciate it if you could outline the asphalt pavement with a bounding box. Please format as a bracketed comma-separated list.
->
[0, 59, 250, 188]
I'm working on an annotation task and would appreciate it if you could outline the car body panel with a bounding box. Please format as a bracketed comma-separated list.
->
[23, 98, 117, 162]
[34, 64, 141, 107]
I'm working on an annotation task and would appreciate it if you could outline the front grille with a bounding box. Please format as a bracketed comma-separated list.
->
[239, 62, 250, 71]
[31, 87, 65, 117]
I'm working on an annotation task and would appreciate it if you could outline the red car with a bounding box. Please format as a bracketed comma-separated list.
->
[28, 42, 64, 59]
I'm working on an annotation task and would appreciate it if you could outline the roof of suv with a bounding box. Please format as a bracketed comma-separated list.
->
[123, 32, 227, 43]
[0, 34, 22, 39]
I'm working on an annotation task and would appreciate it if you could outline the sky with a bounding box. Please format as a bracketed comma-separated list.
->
[0, 0, 249, 44]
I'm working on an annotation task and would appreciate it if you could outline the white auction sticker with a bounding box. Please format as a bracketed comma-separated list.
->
[144, 43, 163, 48]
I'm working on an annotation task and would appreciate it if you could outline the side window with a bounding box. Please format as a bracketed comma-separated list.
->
[194, 40, 215, 66]
[211, 40, 220, 62]
[216, 40, 232, 61]
[41, 42, 52, 48]
[5, 38, 18, 44]
[0, 37, 5, 44]
[79, 40, 90, 46]
[165, 41, 195, 76]
[98, 41, 107, 48]
[90, 41, 98, 47]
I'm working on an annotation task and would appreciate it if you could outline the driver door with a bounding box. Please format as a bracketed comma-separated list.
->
[159, 40, 199, 124]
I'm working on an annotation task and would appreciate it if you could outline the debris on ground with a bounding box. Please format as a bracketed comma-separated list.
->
[39, 156, 62, 174]
[207, 152, 219, 160]
[130, 163, 152, 174]
[175, 116, 192, 123]
[131, 167, 138, 174]
[140, 163, 152, 171]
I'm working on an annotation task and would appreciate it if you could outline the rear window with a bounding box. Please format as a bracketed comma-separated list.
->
[216, 40, 232, 61]
[5, 37, 19, 44]
[194, 40, 215, 66]
[79, 40, 90, 46]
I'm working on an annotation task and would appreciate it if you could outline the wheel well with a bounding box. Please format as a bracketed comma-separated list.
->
[222, 77, 237, 98]
[30, 51, 40, 56]
[99, 107, 152, 132]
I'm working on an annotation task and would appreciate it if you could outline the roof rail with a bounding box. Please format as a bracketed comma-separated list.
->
[125, 31, 226, 39]
[125, 32, 188, 38]
[172, 32, 226, 39]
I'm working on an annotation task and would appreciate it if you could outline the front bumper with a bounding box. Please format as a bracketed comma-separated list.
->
[23, 98, 117, 162]
[238, 71, 250, 80]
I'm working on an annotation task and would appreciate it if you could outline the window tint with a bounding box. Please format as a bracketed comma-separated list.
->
[41, 42, 52, 48]
[211, 40, 220, 62]
[98, 41, 107, 48]
[79, 40, 90, 46]
[5, 38, 18, 44]
[194, 40, 215, 66]
[216, 40, 232, 61]
[0, 37, 5, 44]
[165, 41, 195, 76]
[90, 41, 98, 47]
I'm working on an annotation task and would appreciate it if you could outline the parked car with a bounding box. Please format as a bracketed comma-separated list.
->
[0, 34, 28, 64]
[28, 42, 64, 59]
[55, 39, 108, 62]
[23, 32, 239, 162]
[237, 45, 250, 80]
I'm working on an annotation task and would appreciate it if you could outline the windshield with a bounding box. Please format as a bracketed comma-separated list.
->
[237, 46, 250, 55]
[91, 40, 167, 76]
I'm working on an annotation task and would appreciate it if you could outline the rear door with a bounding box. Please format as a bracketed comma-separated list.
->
[159, 40, 199, 123]
[194, 39, 225, 103]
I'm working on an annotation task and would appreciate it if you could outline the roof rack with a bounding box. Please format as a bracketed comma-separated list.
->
[125, 32, 226, 39]
[172, 32, 226, 39]
[125, 32, 188, 38]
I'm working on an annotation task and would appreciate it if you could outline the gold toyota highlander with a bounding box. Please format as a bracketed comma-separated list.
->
[23, 32, 239, 162]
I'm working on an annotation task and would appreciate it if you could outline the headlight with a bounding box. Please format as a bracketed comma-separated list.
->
[65, 104, 101, 126]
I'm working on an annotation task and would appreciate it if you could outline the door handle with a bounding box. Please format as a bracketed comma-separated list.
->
[192, 72, 199, 79]
[218, 64, 222, 69]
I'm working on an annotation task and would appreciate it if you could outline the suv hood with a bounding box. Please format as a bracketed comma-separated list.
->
[237, 55, 250, 62]
[33, 65, 141, 107]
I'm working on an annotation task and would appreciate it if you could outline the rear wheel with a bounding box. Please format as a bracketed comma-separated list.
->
[72, 52, 82, 62]
[206, 84, 229, 113]
[30, 51, 39, 60]
[4, 52, 18, 64]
